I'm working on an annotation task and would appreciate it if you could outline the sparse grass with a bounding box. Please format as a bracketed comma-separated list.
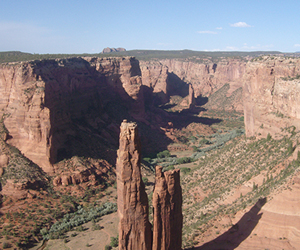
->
[181, 131, 300, 248]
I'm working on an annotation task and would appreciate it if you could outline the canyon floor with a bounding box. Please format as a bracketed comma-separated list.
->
[1, 100, 300, 249]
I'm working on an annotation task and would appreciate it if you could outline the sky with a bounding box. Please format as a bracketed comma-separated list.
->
[1, 0, 300, 54]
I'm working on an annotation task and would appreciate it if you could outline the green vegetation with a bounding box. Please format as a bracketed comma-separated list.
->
[41, 202, 117, 240]
[281, 74, 300, 81]
[157, 150, 171, 158]
[0, 50, 286, 64]
[110, 235, 119, 247]
[181, 131, 300, 248]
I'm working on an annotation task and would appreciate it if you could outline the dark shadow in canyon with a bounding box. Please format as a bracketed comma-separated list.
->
[186, 197, 267, 250]
[31, 57, 225, 165]
[195, 96, 208, 106]
[34, 58, 174, 165]
[167, 72, 189, 97]
[168, 110, 222, 130]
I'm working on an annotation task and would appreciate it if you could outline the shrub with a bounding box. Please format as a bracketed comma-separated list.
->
[142, 177, 149, 185]
[2, 242, 10, 249]
[164, 165, 175, 172]
[105, 246, 112, 250]
[110, 235, 119, 247]
[177, 157, 192, 165]
[157, 150, 171, 158]
[181, 167, 191, 174]
[287, 141, 294, 155]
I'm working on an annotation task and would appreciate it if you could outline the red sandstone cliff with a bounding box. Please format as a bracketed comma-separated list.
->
[116, 120, 152, 250]
[243, 56, 300, 138]
[140, 58, 246, 111]
[0, 57, 145, 173]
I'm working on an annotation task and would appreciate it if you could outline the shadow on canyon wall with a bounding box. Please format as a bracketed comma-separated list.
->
[186, 197, 267, 250]
[33, 57, 222, 165]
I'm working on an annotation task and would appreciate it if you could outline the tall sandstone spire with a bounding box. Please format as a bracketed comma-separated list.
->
[116, 120, 152, 250]
[152, 166, 183, 250]
[116, 120, 182, 250]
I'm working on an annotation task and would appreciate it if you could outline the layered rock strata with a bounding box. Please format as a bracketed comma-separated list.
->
[140, 59, 245, 111]
[0, 57, 145, 173]
[116, 120, 152, 250]
[116, 121, 183, 250]
[152, 166, 183, 250]
[243, 56, 300, 138]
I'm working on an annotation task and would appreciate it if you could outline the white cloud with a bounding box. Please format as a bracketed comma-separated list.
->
[294, 44, 300, 47]
[230, 22, 252, 28]
[226, 46, 239, 51]
[242, 43, 274, 50]
[216, 27, 223, 30]
[204, 49, 221, 52]
[197, 31, 217, 34]
[157, 42, 173, 46]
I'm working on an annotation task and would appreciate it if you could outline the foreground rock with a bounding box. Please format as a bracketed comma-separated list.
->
[116, 121, 183, 250]
[116, 120, 152, 250]
[152, 166, 183, 250]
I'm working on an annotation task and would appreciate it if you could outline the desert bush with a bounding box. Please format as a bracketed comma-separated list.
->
[110, 235, 119, 247]
[41, 202, 117, 240]
[2, 242, 10, 249]
[142, 177, 148, 185]
[157, 150, 171, 158]
[164, 165, 175, 171]
[181, 167, 191, 174]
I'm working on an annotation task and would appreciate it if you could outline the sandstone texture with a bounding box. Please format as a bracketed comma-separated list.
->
[116, 120, 152, 250]
[152, 166, 182, 250]
[0, 57, 145, 173]
[52, 158, 112, 187]
[140, 61, 170, 105]
[140, 58, 246, 111]
[188, 83, 195, 110]
[243, 56, 300, 138]
[116, 121, 183, 250]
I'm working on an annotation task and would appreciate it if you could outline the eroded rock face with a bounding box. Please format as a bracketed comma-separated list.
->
[188, 83, 195, 110]
[152, 166, 183, 250]
[140, 59, 245, 111]
[116, 121, 183, 250]
[140, 61, 169, 105]
[0, 57, 145, 173]
[243, 56, 300, 138]
[116, 120, 152, 250]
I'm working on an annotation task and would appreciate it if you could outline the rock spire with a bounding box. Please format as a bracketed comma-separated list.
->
[152, 166, 183, 250]
[116, 120, 183, 250]
[116, 120, 152, 250]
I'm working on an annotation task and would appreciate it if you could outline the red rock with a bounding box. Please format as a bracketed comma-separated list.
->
[116, 120, 152, 250]
[188, 83, 195, 110]
[152, 166, 183, 250]
[0, 57, 145, 173]
[243, 56, 300, 138]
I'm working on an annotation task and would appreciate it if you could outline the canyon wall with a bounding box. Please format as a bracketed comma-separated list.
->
[243, 56, 300, 138]
[0, 57, 145, 173]
[140, 58, 246, 111]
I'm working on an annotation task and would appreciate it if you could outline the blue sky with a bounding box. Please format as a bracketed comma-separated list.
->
[1, 0, 300, 54]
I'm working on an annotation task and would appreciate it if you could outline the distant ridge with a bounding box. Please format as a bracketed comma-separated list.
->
[1, 49, 299, 63]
